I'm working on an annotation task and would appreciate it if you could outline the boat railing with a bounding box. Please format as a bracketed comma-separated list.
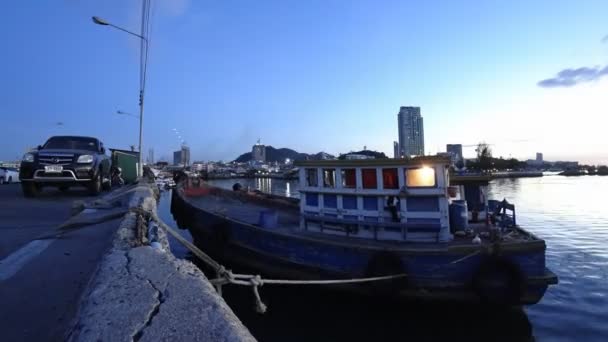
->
[491, 199, 516, 228]
[302, 213, 441, 242]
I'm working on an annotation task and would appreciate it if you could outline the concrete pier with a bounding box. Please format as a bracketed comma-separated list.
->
[70, 182, 255, 341]
[0, 180, 253, 341]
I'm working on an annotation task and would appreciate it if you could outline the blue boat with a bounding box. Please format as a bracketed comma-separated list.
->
[171, 156, 557, 305]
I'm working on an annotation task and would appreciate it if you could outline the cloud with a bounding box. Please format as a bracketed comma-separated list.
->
[602, 35, 608, 43]
[537, 65, 608, 88]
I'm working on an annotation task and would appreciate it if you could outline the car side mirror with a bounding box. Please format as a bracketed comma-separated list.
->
[100, 147, 106, 154]
[37, 145, 42, 150]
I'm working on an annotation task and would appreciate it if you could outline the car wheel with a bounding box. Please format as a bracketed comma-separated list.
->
[8, 176, 12, 184]
[88, 174, 102, 196]
[102, 176, 112, 191]
[0, 178, 4, 185]
[22, 182, 40, 198]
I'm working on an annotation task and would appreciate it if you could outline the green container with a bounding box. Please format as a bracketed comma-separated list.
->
[112, 151, 138, 184]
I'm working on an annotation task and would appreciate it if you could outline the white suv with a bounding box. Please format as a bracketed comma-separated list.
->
[0, 167, 20, 184]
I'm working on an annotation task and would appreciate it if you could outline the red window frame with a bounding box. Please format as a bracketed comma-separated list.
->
[382, 168, 399, 189]
[341, 169, 356, 188]
[362, 169, 377, 189]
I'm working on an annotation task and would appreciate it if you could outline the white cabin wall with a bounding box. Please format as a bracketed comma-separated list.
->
[297, 161, 453, 242]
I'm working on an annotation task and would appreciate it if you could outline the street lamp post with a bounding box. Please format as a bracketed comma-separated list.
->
[116, 110, 139, 118]
[92, 15, 148, 178]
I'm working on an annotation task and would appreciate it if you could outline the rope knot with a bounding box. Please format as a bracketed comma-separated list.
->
[250, 275, 264, 287]
[250, 275, 267, 314]
[217, 266, 235, 282]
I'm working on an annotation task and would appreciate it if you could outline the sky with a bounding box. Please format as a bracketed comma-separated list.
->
[1, 0, 607, 164]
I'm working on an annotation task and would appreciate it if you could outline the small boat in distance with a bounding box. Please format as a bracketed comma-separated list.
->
[172, 156, 557, 305]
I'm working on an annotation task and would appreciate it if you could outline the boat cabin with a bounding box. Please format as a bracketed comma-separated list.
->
[295, 156, 453, 243]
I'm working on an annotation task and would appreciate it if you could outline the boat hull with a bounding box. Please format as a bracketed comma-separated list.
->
[171, 189, 556, 305]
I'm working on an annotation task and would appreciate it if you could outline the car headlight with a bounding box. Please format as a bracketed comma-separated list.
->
[23, 153, 34, 162]
[77, 155, 94, 163]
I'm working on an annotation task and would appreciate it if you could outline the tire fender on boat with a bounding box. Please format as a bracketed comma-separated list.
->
[364, 252, 408, 295]
[472, 257, 524, 305]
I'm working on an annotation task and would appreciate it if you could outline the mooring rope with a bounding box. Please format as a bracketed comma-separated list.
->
[131, 206, 478, 313]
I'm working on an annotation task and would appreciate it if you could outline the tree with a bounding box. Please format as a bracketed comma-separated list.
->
[476, 142, 493, 171]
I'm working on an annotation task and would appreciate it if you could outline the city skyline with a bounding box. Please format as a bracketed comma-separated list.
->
[1, 1, 607, 165]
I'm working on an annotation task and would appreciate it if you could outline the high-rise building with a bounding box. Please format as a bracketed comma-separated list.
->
[173, 145, 190, 166]
[173, 150, 181, 165]
[536, 153, 543, 163]
[397, 106, 424, 157]
[446, 144, 463, 162]
[181, 145, 190, 166]
[252, 140, 266, 162]
[393, 141, 400, 159]
[147, 148, 154, 165]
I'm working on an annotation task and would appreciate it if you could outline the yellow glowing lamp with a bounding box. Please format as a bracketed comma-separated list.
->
[406, 166, 436, 187]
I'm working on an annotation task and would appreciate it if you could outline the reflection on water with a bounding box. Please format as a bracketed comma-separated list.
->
[164, 175, 608, 341]
[489, 176, 608, 340]
[208, 178, 299, 198]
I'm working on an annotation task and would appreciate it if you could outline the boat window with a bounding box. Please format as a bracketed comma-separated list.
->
[363, 196, 378, 210]
[341, 169, 356, 188]
[382, 168, 399, 189]
[323, 169, 336, 187]
[362, 169, 377, 189]
[306, 168, 318, 187]
[342, 195, 357, 209]
[323, 194, 337, 208]
[305, 193, 318, 206]
[406, 167, 436, 187]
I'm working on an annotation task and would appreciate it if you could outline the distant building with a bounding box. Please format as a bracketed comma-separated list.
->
[393, 141, 400, 159]
[446, 144, 463, 162]
[191, 161, 205, 171]
[173, 145, 190, 166]
[182, 146, 190, 166]
[173, 151, 181, 165]
[252, 140, 266, 162]
[345, 154, 374, 160]
[536, 153, 543, 163]
[553, 161, 578, 169]
[0, 161, 20, 168]
[526, 152, 545, 168]
[155, 161, 169, 168]
[397, 106, 424, 157]
[147, 148, 154, 165]
[314, 152, 334, 160]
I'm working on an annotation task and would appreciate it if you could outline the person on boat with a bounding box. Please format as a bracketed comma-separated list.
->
[386, 196, 400, 222]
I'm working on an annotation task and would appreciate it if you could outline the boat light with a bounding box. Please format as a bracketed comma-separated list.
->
[406, 165, 436, 187]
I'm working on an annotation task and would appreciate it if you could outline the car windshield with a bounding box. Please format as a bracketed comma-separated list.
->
[43, 137, 98, 151]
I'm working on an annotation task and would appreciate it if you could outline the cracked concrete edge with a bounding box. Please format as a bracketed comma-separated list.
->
[69, 182, 255, 342]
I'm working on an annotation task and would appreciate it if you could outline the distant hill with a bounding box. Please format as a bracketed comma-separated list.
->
[338, 150, 388, 160]
[234, 146, 335, 163]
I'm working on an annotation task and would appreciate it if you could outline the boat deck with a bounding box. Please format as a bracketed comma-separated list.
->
[186, 191, 536, 250]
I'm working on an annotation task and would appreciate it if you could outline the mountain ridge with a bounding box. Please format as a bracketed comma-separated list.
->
[233, 146, 335, 163]
[234, 146, 388, 163]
